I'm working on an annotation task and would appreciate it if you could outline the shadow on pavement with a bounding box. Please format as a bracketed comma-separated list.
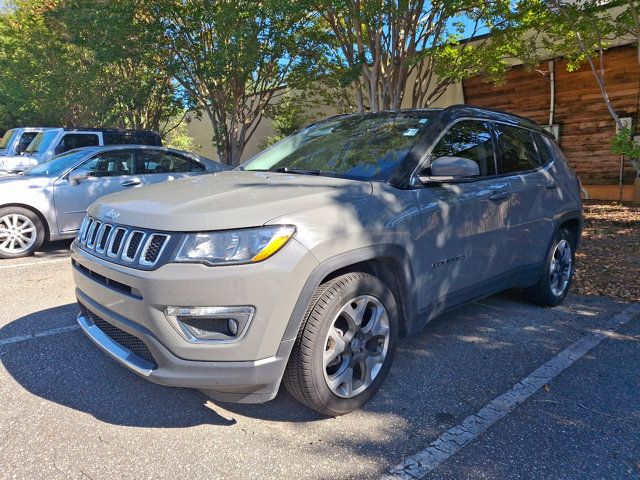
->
[0, 293, 628, 437]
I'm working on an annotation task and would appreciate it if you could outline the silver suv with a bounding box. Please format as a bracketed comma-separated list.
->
[71, 106, 583, 416]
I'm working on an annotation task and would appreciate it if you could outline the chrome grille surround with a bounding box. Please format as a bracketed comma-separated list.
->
[75, 215, 178, 270]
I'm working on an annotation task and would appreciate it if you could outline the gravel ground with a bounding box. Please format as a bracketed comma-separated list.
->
[573, 201, 640, 303]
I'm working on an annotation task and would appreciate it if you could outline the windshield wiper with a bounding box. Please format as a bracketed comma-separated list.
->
[274, 167, 322, 175]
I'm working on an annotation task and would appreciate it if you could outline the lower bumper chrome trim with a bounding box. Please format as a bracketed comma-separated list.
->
[77, 312, 155, 377]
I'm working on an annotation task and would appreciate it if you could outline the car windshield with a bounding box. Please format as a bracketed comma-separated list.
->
[0, 129, 17, 149]
[242, 111, 435, 181]
[25, 130, 57, 154]
[23, 150, 88, 177]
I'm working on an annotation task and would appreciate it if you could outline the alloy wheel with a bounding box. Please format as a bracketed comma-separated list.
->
[323, 295, 391, 398]
[0, 213, 37, 255]
[549, 239, 572, 296]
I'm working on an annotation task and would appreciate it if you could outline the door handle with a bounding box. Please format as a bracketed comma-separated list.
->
[121, 180, 141, 187]
[489, 190, 509, 202]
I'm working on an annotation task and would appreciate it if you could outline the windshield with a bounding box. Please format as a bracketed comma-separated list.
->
[0, 129, 17, 149]
[242, 111, 435, 181]
[23, 150, 88, 177]
[25, 130, 58, 154]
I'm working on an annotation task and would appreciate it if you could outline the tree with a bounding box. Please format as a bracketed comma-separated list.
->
[0, 0, 184, 134]
[152, 0, 322, 165]
[53, 0, 185, 133]
[310, 0, 531, 113]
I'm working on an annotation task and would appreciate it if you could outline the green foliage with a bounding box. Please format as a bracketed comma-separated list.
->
[152, 0, 323, 164]
[0, 0, 180, 132]
[163, 119, 195, 152]
[612, 128, 640, 174]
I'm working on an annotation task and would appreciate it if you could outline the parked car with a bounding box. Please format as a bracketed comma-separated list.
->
[0, 127, 53, 173]
[71, 105, 583, 416]
[0, 145, 229, 258]
[0, 127, 162, 175]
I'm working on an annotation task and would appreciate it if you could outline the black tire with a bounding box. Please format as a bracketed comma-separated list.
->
[523, 228, 575, 307]
[0, 206, 46, 259]
[283, 272, 399, 416]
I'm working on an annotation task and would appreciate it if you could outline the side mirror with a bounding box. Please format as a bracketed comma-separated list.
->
[420, 156, 480, 184]
[54, 145, 66, 156]
[68, 171, 90, 186]
[15, 143, 26, 155]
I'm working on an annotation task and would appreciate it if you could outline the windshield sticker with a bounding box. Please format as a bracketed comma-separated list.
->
[419, 118, 429, 124]
[403, 128, 420, 137]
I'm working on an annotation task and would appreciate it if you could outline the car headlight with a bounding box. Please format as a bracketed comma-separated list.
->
[173, 225, 295, 266]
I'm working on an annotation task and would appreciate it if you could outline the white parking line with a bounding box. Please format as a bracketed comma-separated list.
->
[0, 258, 69, 270]
[384, 303, 640, 480]
[0, 324, 79, 347]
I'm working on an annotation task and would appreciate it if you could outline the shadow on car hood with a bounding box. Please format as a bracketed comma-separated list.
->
[89, 170, 373, 231]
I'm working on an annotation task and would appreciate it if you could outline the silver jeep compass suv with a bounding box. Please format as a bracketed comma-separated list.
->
[71, 106, 583, 416]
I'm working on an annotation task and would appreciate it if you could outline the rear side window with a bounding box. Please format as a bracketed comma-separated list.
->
[431, 120, 496, 176]
[58, 133, 100, 152]
[534, 133, 556, 166]
[494, 124, 540, 174]
[104, 131, 161, 146]
[137, 151, 204, 174]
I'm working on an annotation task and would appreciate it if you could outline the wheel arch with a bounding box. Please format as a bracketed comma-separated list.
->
[0, 203, 51, 241]
[555, 210, 583, 251]
[283, 246, 418, 341]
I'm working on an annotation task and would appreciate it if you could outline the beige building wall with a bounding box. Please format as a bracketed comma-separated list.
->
[185, 79, 464, 164]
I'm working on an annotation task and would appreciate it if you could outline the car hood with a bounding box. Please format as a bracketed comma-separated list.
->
[0, 175, 52, 197]
[89, 170, 374, 231]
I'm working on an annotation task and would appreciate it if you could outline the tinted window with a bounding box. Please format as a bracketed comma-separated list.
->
[534, 133, 554, 166]
[103, 131, 161, 146]
[74, 151, 134, 178]
[137, 151, 204, 174]
[243, 112, 435, 181]
[494, 124, 540, 174]
[18, 132, 38, 150]
[57, 133, 100, 153]
[431, 120, 496, 176]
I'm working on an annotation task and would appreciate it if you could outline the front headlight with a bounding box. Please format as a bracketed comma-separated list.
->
[173, 225, 295, 266]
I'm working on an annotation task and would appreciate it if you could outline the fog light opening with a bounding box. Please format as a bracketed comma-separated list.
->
[165, 306, 255, 343]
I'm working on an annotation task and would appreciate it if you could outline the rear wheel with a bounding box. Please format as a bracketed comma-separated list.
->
[0, 207, 45, 259]
[523, 228, 575, 307]
[284, 272, 398, 416]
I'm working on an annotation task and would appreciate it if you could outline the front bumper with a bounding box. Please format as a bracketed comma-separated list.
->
[71, 239, 318, 402]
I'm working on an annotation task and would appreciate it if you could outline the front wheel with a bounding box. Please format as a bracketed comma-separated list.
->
[0, 207, 45, 259]
[523, 228, 575, 307]
[283, 272, 398, 416]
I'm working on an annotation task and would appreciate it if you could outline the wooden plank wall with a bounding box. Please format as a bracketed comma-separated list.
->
[463, 44, 640, 185]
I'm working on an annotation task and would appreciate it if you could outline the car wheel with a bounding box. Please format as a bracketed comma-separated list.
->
[523, 228, 575, 307]
[284, 272, 398, 416]
[0, 207, 45, 259]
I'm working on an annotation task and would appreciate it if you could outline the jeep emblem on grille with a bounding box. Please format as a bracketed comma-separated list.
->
[104, 209, 120, 222]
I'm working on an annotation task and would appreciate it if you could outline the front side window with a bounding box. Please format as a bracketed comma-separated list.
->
[494, 124, 540, 174]
[137, 151, 205, 174]
[73, 151, 134, 178]
[242, 112, 435, 181]
[25, 130, 58, 154]
[17, 132, 38, 151]
[431, 120, 496, 176]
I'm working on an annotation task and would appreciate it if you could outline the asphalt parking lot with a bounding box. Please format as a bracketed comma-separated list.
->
[1, 244, 639, 480]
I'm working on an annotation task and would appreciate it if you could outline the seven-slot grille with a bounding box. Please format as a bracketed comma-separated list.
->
[77, 216, 170, 268]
